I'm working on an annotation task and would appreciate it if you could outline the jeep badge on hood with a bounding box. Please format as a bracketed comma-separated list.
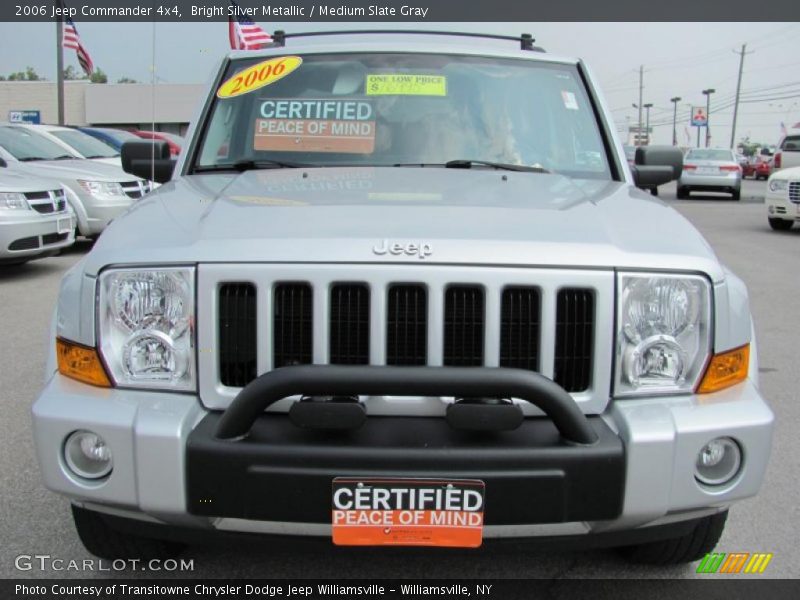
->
[373, 239, 433, 259]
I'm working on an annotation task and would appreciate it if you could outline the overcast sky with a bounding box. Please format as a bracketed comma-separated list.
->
[1, 21, 798, 146]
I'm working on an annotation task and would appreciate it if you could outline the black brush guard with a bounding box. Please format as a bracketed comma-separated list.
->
[187, 366, 624, 525]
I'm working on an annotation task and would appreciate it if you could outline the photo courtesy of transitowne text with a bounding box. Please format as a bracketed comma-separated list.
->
[0, 0, 799, 598]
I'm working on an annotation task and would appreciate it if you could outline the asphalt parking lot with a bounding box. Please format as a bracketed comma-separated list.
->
[1, 177, 797, 580]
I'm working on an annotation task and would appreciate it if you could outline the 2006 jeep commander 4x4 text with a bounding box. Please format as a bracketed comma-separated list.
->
[33, 31, 774, 565]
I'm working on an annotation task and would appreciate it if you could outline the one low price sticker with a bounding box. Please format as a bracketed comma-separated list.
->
[332, 478, 485, 547]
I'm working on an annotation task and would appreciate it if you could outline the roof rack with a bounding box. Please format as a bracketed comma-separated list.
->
[269, 30, 545, 52]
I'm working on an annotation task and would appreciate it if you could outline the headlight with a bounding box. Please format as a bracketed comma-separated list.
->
[768, 179, 787, 192]
[615, 273, 712, 397]
[0, 192, 29, 210]
[78, 180, 126, 198]
[98, 267, 195, 391]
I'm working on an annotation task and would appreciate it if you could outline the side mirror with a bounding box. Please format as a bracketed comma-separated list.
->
[632, 145, 683, 189]
[0, 157, 6, 168]
[121, 140, 175, 184]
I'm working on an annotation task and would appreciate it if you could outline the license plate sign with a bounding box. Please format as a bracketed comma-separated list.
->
[57, 217, 72, 235]
[698, 166, 717, 174]
[332, 478, 485, 548]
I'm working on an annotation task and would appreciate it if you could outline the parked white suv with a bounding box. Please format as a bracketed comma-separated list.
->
[774, 133, 800, 173]
[0, 125, 150, 238]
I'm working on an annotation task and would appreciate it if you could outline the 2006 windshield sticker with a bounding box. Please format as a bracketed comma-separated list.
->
[217, 56, 302, 99]
[366, 74, 447, 96]
[254, 99, 376, 154]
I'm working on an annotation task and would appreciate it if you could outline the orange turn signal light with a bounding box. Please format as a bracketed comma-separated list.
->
[56, 338, 111, 388]
[697, 344, 749, 394]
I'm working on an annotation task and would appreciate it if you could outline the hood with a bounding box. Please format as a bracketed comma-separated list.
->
[5, 158, 137, 182]
[87, 167, 723, 281]
[0, 169, 62, 193]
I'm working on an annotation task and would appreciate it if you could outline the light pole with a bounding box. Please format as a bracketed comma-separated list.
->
[644, 103, 653, 145]
[702, 88, 715, 148]
[670, 97, 681, 146]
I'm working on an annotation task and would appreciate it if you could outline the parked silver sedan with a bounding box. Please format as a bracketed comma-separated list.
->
[0, 169, 75, 265]
[677, 148, 743, 200]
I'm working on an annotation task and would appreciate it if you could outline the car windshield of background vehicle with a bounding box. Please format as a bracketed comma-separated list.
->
[0, 126, 77, 161]
[194, 53, 611, 180]
[51, 130, 119, 158]
[686, 149, 735, 161]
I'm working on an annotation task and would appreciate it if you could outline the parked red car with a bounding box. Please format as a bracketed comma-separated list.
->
[131, 130, 184, 157]
[755, 157, 772, 180]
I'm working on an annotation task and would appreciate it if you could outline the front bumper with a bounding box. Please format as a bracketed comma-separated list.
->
[32, 370, 773, 539]
[766, 192, 800, 222]
[0, 212, 75, 260]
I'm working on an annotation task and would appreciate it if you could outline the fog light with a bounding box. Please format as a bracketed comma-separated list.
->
[695, 437, 741, 487]
[64, 430, 113, 480]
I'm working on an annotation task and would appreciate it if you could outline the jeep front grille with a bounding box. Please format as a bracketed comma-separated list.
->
[329, 283, 370, 365]
[273, 283, 313, 368]
[214, 273, 599, 396]
[554, 288, 594, 393]
[443, 286, 485, 366]
[386, 284, 427, 366]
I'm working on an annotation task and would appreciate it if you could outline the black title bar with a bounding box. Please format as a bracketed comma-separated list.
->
[3, 0, 800, 22]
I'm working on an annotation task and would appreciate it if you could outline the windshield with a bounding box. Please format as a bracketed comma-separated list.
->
[0, 126, 77, 161]
[194, 53, 611, 179]
[685, 149, 735, 162]
[52, 129, 119, 158]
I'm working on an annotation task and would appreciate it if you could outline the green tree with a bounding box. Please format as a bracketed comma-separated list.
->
[63, 65, 81, 80]
[7, 66, 42, 81]
[89, 68, 107, 84]
[116, 76, 137, 84]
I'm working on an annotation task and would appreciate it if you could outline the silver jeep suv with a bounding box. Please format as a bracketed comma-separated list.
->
[33, 31, 773, 565]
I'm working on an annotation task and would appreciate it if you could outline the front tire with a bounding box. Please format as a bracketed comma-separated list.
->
[650, 187, 659, 197]
[732, 189, 741, 201]
[71, 505, 186, 560]
[769, 217, 794, 231]
[617, 510, 728, 565]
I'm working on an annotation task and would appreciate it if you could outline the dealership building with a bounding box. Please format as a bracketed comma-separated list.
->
[0, 81, 203, 135]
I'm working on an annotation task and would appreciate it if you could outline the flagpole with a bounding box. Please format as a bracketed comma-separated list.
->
[56, 15, 64, 125]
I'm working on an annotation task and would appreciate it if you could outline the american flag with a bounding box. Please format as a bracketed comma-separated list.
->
[63, 17, 94, 77]
[228, 0, 272, 50]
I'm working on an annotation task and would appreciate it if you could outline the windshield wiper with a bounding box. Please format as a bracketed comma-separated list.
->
[85, 154, 118, 159]
[193, 159, 306, 173]
[50, 155, 76, 160]
[444, 159, 550, 173]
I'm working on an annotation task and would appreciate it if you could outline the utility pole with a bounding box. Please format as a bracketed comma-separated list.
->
[671, 97, 682, 146]
[730, 44, 753, 149]
[702, 88, 715, 147]
[56, 15, 64, 125]
[637, 65, 644, 145]
[644, 103, 653, 145]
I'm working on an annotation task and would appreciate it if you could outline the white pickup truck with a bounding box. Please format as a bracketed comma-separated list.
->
[774, 132, 800, 171]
